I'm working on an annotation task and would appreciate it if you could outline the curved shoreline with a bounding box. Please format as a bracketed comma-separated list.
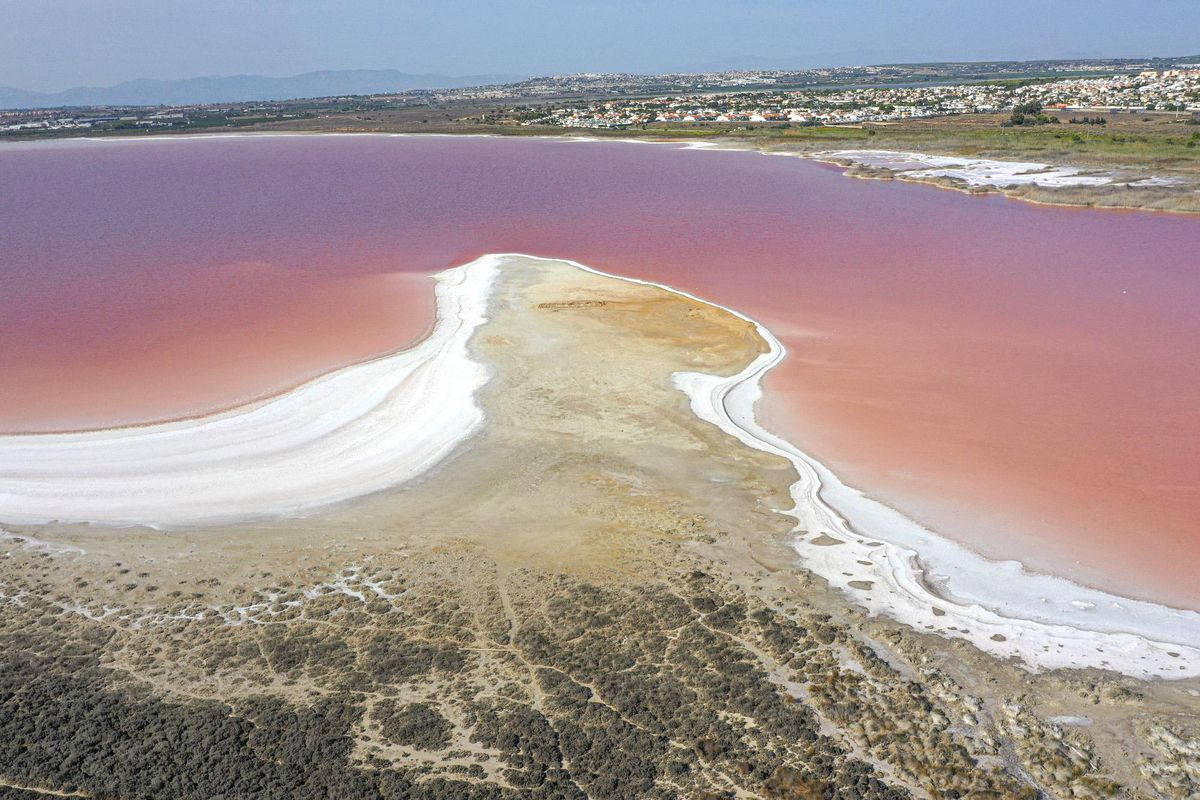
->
[503, 254, 1200, 680]
[0, 285, 439, 438]
[6, 131, 1197, 216]
[0, 256, 499, 528]
[668, 300, 1200, 680]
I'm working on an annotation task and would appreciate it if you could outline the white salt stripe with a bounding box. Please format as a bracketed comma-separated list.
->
[488, 253, 1200, 681]
[0, 528, 86, 555]
[0, 254, 500, 528]
[820, 149, 1187, 189]
[654, 274, 1200, 680]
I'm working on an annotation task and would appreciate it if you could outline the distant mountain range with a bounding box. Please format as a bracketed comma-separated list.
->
[0, 69, 526, 110]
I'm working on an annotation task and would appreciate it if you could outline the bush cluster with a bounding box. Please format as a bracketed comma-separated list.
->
[374, 701, 452, 750]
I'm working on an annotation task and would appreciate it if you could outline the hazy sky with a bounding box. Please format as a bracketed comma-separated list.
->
[3, 0, 1198, 91]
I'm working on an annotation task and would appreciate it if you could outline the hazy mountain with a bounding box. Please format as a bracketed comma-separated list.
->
[0, 69, 525, 110]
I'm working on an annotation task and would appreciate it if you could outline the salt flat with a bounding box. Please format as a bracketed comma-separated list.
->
[821, 148, 1189, 189]
[0, 257, 497, 527]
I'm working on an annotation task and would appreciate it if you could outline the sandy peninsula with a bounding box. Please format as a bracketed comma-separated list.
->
[0, 256, 1198, 799]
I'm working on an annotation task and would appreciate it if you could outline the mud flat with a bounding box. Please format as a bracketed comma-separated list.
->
[646, 137, 1200, 213]
[811, 148, 1200, 212]
[0, 256, 1198, 799]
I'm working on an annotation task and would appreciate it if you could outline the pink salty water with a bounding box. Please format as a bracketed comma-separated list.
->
[1, 135, 1197, 609]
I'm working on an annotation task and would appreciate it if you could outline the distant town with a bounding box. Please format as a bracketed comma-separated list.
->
[515, 68, 1200, 130]
[3, 56, 1198, 138]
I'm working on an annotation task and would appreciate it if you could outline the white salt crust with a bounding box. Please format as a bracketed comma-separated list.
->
[0, 255, 500, 528]
[819, 149, 1187, 190]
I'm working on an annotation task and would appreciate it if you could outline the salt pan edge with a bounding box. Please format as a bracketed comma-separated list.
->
[0, 255, 501, 528]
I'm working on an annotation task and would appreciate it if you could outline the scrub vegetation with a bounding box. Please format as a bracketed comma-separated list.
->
[1, 542, 1197, 799]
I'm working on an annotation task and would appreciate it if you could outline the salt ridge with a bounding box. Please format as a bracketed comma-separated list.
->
[507, 254, 1199, 680]
[0, 255, 500, 528]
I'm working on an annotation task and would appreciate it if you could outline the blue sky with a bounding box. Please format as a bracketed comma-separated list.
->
[3, 0, 1198, 91]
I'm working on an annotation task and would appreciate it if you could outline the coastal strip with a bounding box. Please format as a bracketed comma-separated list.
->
[0, 255, 500, 528]
[813, 148, 1194, 192]
[662, 283, 1200, 680]
[505, 253, 1200, 680]
[621, 137, 1199, 212]
[1, 251, 1197, 679]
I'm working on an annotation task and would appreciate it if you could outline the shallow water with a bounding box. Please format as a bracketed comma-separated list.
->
[1, 134, 1197, 608]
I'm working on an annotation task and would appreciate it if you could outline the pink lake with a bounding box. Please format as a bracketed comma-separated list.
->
[1, 134, 1197, 609]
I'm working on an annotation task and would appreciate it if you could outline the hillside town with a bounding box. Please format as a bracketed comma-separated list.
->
[515, 68, 1200, 129]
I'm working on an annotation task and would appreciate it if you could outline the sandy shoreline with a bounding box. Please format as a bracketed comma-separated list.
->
[801, 147, 1200, 213]
[814, 148, 1189, 189]
[534, 255, 1200, 679]
[0, 252, 1196, 678]
[547, 133, 1200, 213]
